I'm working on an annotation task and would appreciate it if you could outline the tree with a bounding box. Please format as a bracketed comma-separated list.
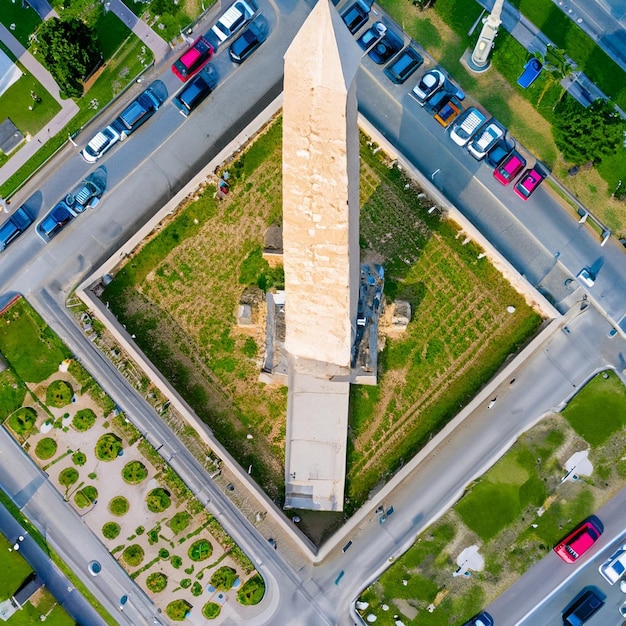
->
[552, 95, 626, 165]
[36, 18, 101, 98]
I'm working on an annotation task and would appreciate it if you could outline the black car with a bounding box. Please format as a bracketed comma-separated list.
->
[462, 612, 493, 626]
[368, 30, 403, 65]
[37, 203, 76, 242]
[112, 86, 162, 137]
[229, 22, 265, 63]
[0, 206, 33, 251]
[341, 1, 369, 34]
[173, 68, 217, 117]
[356, 21, 386, 50]
[384, 46, 423, 84]
[563, 589, 604, 625]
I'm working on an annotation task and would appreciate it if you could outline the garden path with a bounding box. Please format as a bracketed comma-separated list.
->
[104, 0, 171, 64]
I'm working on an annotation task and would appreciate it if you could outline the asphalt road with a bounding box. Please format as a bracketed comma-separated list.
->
[0, 2, 625, 625]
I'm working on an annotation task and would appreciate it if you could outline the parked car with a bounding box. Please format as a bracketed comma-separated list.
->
[562, 589, 605, 626]
[37, 203, 76, 242]
[112, 86, 163, 138]
[554, 519, 603, 563]
[66, 179, 104, 212]
[517, 57, 543, 88]
[384, 47, 423, 84]
[81, 125, 121, 163]
[341, 1, 369, 34]
[368, 30, 403, 65]
[599, 544, 626, 584]
[0, 206, 33, 251]
[468, 120, 505, 160]
[493, 150, 526, 185]
[576, 268, 595, 288]
[356, 21, 386, 51]
[411, 68, 446, 105]
[229, 22, 265, 63]
[173, 68, 217, 117]
[514, 165, 546, 200]
[433, 95, 463, 128]
[485, 138, 515, 168]
[212, 0, 256, 43]
[171, 36, 214, 81]
[462, 612, 493, 626]
[449, 107, 487, 146]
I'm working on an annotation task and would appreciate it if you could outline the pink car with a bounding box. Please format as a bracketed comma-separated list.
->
[494, 151, 526, 186]
[514, 166, 546, 200]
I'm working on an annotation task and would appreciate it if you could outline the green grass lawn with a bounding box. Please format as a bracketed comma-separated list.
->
[0, 369, 27, 421]
[0, 533, 33, 597]
[563, 370, 626, 446]
[0, 2, 42, 47]
[0, 297, 71, 383]
[357, 372, 626, 625]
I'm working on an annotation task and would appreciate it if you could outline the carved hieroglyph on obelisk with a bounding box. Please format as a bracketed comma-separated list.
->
[283, 0, 361, 369]
[282, 0, 362, 511]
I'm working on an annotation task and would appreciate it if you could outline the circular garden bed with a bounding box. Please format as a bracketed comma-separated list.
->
[146, 487, 171, 513]
[35, 437, 57, 460]
[210, 566, 237, 591]
[58, 467, 79, 488]
[95, 433, 123, 461]
[121, 460, 148, 484]
[122, 544, 144, 567]
[166, 600, 192, 622]
[108, 496, 129, 516]
[46, 380, 73, 408]
[237, 574, 265, 605]
[7, 407, 37, 437]
[146, 572, 167, 593]
[72, 408, 96, 431]
[202, 602, 221, 619]
[74, 485, 98, 508]
[102, 522, 120, 540]
[188, 539, 212, 562]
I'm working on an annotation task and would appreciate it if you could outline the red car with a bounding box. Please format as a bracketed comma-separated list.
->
[172, 36, 214, 82]
[514, 166, 546, 200]
[493, 150, 526, 186]
[554, 519, 603, 563]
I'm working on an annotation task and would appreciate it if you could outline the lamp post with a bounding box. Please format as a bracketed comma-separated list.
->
[469, 0, 505, 72]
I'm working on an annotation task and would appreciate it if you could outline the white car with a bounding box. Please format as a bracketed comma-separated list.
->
[576, 268, 595, 288]
[468, 120, 505, 160]
[449, 107, 487, 147]
[211, 1, 256, 43]
[411, 68, 445, 105]
[81, 125, 121, 163]
[599, 544, 626, 584]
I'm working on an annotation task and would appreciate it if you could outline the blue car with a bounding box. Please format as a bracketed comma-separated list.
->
[517, 58, 543, 88]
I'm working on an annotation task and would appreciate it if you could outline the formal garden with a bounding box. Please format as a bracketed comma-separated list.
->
[0, 296, 266, 622]
[356, 369, 626, 625]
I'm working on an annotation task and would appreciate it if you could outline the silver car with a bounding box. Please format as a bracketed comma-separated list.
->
[599, 544, 626, 584]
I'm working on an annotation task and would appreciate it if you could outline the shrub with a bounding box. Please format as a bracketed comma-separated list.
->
[102, 522, 121, 540]
[146, 572, 167, 593]
[159, 548, 170, 559]
[188, 539, 212, 562]
[122, 460, 148, 484]
[72, 408, 96, 431]
[58, 467, 79, 487]
[180, 578, 192, 589]
[46, 380, 73, 408]
[146, 487, 171, 513]
[237, 574, 265, 605]
[35, 437, 57, 460]
[135, 526, 145, 535]
[166, 599, 192, 621]
[202, 602, 221, 619]
[109, 496, 130, 516]
[7, 407, 37, 437]
[209, 566, 237, 591]
[168, 511, 191, 534]
[122, 544, 145, 567]
[72, 450, 87, 466]
[171, 555, 183, 569]
[191, 581, 202, 597]
[95, 433, 123, 461]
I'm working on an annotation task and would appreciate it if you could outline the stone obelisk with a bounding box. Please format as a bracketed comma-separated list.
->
[282, 0, 362, 511]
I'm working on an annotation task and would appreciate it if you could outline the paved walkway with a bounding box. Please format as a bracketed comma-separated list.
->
[0, 23, 79, 189]
[104, 0, 171, 64]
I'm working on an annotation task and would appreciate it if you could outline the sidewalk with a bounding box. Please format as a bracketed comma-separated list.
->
[104, 0, 171, 64]
[0, 23, 79, 189]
